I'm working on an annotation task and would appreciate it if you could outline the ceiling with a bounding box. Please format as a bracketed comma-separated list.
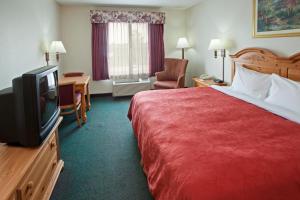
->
[55, 0, 203, 9]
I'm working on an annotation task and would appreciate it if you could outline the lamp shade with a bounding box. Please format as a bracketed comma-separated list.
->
[222, 39, 233, 49]
[208, 39, 222, 50]
[208, 39, 232, 50]
[176, 37, 190, 49]
[50, 41, 66, 53]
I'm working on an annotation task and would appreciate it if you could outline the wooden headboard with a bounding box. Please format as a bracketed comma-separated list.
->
[230, 48, 300, 82]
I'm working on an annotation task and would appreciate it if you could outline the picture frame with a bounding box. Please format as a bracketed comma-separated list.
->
[253, 0, 300, 38]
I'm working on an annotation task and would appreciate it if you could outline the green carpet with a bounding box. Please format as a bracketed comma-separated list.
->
[51, 96, 153, 200]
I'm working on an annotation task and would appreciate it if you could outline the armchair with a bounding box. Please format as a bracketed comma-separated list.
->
[154, 58, 188, 89]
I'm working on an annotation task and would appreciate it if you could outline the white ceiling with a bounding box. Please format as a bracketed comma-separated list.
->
[56, 0, 203, 9]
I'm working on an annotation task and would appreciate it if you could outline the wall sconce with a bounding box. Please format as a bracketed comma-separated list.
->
[208, 39, 232, 83]
[45, 51, 50, 66]
[176, 37, 190, 59]
[50, 41, 66, 62]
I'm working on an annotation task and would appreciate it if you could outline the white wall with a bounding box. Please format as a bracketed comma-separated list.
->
[59, 5, 187, 94]
[0, 0, 60, 90]
[2, 0, 298, 91]
[186, 0, 300, 85]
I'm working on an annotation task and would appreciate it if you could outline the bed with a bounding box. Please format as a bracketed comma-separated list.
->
[128, 48, 300, 200]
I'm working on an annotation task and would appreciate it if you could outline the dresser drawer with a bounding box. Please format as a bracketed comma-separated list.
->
[8, 193, 17, 200]
[17, 134, 57, 200]
[32, 154, 58, 200]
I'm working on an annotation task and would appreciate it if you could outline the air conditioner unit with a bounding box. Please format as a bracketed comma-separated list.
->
[112, 78, 151, 97]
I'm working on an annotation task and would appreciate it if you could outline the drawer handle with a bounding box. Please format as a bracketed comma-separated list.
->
[25, 181, 33, 194]
[50, 141, 56, 149]
[52, 161, 57, 168]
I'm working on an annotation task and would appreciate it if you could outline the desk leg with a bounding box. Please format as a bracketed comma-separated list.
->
[87, 83, 91, 110]
[80, 89, 87, 123]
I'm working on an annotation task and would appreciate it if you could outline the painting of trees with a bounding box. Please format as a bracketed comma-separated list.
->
[256, 0, 300, 33]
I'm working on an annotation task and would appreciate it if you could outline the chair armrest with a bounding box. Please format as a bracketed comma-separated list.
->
[155, 71, 169, 81]
[176, 75, 185, 88]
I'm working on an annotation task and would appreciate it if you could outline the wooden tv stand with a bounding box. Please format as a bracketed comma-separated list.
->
[0, 117, 64, 200]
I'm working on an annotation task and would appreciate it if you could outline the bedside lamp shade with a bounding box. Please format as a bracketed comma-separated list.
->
[208, 39, 232, 50]
[176, 37, 190, 49]
[208, 39, 222, 50]
[50, 41, 66, 54]
[176, 37, 190, 59]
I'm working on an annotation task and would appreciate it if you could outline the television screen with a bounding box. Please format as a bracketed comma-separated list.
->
[39, 72, 58, 127]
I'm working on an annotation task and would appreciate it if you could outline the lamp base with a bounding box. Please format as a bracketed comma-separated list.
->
[213, 78, 224, 84]
[45, 52, 49, 66]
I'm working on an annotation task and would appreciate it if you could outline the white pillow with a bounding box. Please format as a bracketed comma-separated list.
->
[265, 74, 300, 115]
[231, 65, 272, 99]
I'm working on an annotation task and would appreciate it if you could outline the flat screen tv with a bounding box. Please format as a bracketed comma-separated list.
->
[0, 66, 60, 147]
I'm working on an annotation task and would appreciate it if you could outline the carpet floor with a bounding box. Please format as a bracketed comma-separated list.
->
[51, 96, 153, 200]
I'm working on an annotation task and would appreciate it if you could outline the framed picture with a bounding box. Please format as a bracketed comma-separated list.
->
[253, 0, 300, 38]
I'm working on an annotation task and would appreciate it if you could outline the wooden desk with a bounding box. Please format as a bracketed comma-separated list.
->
[59, 75, 91, 123]
[193, 77, 228, 87]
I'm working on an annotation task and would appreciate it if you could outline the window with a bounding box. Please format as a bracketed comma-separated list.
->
[108, 23, 149, 80]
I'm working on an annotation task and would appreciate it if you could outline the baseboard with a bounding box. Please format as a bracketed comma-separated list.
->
[90, 93, 112, 98]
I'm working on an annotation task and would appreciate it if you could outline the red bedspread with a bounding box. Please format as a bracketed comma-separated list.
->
[128, 87, 300, 200]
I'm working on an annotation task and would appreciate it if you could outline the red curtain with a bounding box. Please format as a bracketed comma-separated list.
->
[92, 23, 109, 80]
[148, 24, 165, 76]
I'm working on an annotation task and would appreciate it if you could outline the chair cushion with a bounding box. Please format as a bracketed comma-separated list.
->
[154, 81, 177, 89]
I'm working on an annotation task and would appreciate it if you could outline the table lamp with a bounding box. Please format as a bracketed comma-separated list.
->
[176, 37, 190, 59]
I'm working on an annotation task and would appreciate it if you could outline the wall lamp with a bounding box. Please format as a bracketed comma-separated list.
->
[208, 39, 232, 83]
[45, 41, 66, 65]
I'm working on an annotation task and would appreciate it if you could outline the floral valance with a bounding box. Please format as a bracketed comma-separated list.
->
[90, 10, 165, 24]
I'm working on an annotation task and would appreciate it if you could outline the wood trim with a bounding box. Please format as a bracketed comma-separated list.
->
[55, 130, 61, 164]
[230, 48, 300, 82]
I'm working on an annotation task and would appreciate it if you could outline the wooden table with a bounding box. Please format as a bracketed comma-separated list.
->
[193, 77, 228, 87]
[59, 75, 91, 123]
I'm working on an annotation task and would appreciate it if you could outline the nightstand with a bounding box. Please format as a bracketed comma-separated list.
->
[192, 77, 227, 87]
